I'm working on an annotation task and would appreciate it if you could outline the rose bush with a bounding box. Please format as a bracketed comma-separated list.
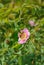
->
[0, 0, 44, 65]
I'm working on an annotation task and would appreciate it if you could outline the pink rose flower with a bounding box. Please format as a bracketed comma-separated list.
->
[29, 20, 35, 26]
[18, 28, 30, 44]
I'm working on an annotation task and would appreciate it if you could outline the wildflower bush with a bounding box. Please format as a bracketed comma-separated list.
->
[0, 0, 44, 65]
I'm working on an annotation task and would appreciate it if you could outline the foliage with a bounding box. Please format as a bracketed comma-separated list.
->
[0, 0, 44, 65]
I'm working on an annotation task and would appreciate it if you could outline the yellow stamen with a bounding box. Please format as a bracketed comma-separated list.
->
[20, 33, 26, 40]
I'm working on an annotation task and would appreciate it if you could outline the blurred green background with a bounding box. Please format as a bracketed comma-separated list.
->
[0, 0, 44, 65]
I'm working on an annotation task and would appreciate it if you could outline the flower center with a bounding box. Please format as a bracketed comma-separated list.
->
[20, 32, 26, 40]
